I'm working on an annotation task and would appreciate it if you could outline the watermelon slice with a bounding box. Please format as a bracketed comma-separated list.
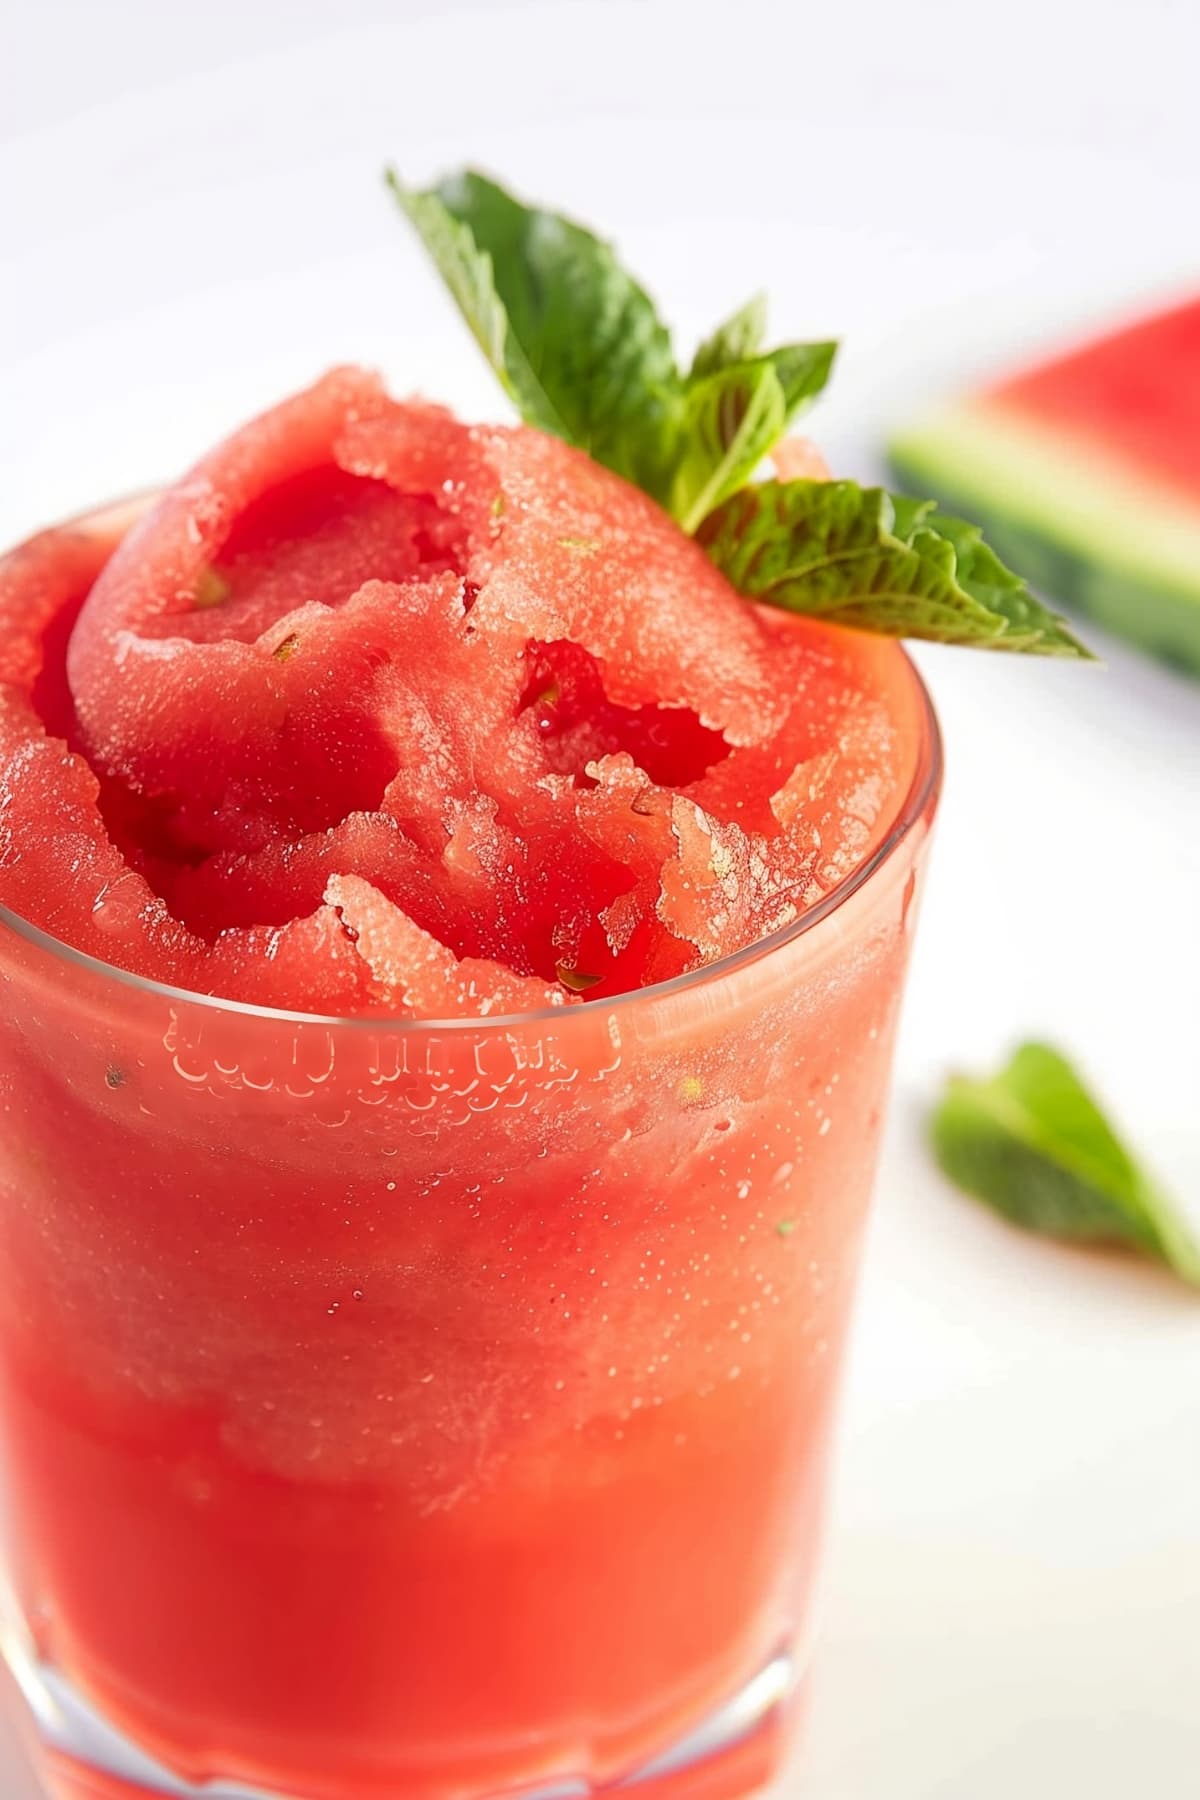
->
[888, 295, 1200, 675]
[0, 372, 923, 1018]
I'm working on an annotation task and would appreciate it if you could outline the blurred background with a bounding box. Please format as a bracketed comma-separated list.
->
[1, 1, 1197, 1794]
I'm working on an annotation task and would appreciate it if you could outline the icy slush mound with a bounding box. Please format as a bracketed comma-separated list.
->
[0, 370, 915, 1016]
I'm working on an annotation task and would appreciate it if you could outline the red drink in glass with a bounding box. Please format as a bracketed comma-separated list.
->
[0, 399, 939, 1799]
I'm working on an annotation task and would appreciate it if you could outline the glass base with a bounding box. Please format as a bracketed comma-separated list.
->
[3, 1615, 798, 1800]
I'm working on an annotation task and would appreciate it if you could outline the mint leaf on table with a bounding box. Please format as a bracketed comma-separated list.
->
[387, 167, 835, 523]
[931, 1043, 1200, 1287]
[696, 480, 1094, 654]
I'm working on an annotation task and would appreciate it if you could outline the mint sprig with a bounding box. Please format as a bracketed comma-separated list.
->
[388, 167, 836, 528]
[931, 1043, 1200, 1286]
[388, 165, 1092, 657]
[697, 481, 1092, 654]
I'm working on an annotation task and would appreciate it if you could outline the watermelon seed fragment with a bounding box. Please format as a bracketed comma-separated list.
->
[531, 678, 561, 729]
[194, 567, 231, 609]
[556, 964, 602, 993]
[273, 634, 300, 662]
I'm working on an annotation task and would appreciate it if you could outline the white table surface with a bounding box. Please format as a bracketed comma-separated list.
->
[1, 4, 1198, 1796]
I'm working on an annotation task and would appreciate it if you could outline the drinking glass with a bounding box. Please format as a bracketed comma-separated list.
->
[0, 537, 939, 1800]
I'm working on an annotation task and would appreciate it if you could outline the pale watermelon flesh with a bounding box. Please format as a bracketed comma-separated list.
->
[889, 295, 1200, 674]
[0, 370, 923, 1018]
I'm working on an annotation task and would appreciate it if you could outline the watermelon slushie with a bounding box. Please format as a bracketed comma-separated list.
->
[0, 373, 939, 1800]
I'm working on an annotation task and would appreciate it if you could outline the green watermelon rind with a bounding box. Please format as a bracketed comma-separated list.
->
[888, 406, 1200, 678]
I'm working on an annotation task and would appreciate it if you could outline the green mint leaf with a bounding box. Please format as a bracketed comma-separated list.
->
[689, 302, 835, 404]
[670, 363, 788, 533]
[387, 167, 680, 495]
[384, 177, 530, 411]
[758, 341, 839, 417]
[690, 293, 769, 377]
[931, 1043, 1200, 1287]
[912, 507, 1091, 654]
[672, 344, 838, 532]
[695, 479, 1094, 655]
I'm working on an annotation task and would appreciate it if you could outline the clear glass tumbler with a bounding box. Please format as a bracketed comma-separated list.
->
[0, 610, 939, 1800]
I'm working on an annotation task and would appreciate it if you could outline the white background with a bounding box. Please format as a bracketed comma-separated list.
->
[1, 2, 1198, 1795]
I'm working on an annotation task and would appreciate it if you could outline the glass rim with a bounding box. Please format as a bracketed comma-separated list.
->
[0, 648, 941, 1035]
